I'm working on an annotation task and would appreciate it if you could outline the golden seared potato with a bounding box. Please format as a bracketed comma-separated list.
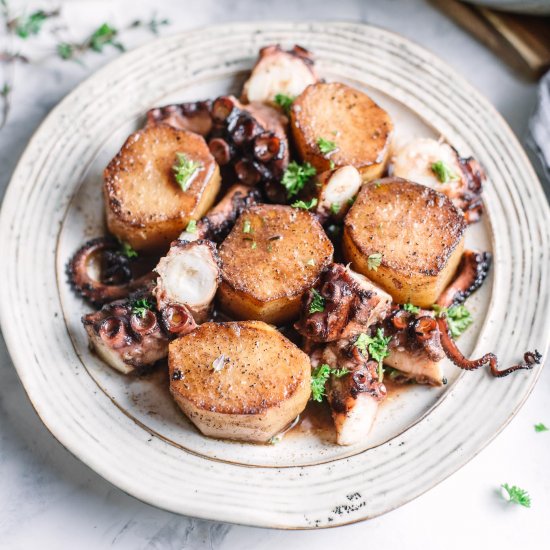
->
[218, 204, 333, 324]
[104, 124, 221, 252]
[343, 177, 466, 307]
[290, 82, 393, 181]
[169, 321, 311, 443]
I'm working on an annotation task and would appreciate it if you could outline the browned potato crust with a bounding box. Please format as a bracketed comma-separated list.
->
[290, 82, 393, 181]
[218, 204, 333, 324]
[104, 124, 221, 252]
[343, 177, 466, 307]
[169, 321, 311, 442]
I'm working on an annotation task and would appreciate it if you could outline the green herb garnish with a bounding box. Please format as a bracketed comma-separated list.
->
[120, 241, 138, 259]
[292, 198, 318, 210]
[433, 304, 473, 338]
[317, 137, 337, 155]
[243, 220, 252, 233]
[330, 202, 340, 215]
[274, 93, 295, 115]
[310, 364, 349, 402]
[132, 298, 153, 318]
[281, 161, 316, 198]
[90, 23, 124, 52]
[367, 252, 382, 271]
[14, 10, 55, 38]
[431, 160, 459, 184]
[172, 152, 202, 191]
[309, 289, 325, 314]
[329, 160, 336, 170]
[354, 328, 392, 382]
[185, 220, 197, 233]
[501, 484, 531, 508]
[306, 258, 315, 266]
[251, 241, 257, 250]
[534, 423, 548, 432]
[403, 303, 420, 314]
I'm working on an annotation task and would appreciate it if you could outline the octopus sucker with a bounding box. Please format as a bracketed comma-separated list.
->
[437, 250, 492, 308]
[145, 100, 213, 136]
[67, 237, 155, 306]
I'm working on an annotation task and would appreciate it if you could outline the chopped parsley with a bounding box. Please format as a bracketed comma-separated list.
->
[317, 137, 337, 155]
[172, 152, 202, 191]
[90, 23, 123, 52]
[185, 220, 197, 233]
[330, 202, 340, 215]
[403, 302, 420, 314]
[250, 241, 257, 250]
[329, 160, 336, 170]
[534, 423, 548, 432]
[367, 252, 383, 271]
[500, 484, 531, 508]
[310, 364, 349, 402]
[309, 289, 325, 314]
[431, 160, 459, 184]
[274, 93, 295, 115]
[347, 195, 356, 206]
[433, 304, 473, 338]
[243, 220, 252, 233]
[132, 298, 153, 318]
[291, 198, 318, 210]
[281, 161, 316, 198]
[120, 241, 138, 259]
[354, 328, 392, 382]
[306, 258, 315, 266]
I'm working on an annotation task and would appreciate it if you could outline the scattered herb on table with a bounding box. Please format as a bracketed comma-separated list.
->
[500, 484, 531, 508]
[534, 423, 548, 432]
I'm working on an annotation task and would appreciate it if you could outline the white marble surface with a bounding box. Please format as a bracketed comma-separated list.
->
[1, 1, 549, 548]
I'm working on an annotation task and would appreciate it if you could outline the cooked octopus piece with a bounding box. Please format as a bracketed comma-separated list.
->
[290, 82, 393, 181]
[146, 100, 213, 136]
[168, 321, 311, 443]
[305, 165, 363, 223]
[322, 342, 386, 446]
[83, 294, 167, 374]
[295, 263, 392, 343]
[178, 184, 261, 243]
[104, 124, 221, 252]
[343, 177, 466, 308]
[208, 95, 289, 189]
[382, 308, 445, 386]
[218, 204, 334, 324]
[391, 138, 485, 223]
[241, 44, 318, 105]
[154, 239, 221, 324]
[67, 236, 155, 306]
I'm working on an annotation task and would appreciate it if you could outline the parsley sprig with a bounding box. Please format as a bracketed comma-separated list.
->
[119, 240, 138, 259]
[292, 198, 318, 210]
[309, 289, 325, 314]
[317, 137, 337, 155]
[172, 153, 202, 191]
[274, 93, 295, 115]
[310, 363, 349, 402]
[281, 161, 316, 198]
[11, 9, 59, 38]
[403, 302, 420, 314]
[367, 252, 383, 271]
[501, 484, 531, 508]
[132, 298, 153, 318]
[433, 304, 473, 338]
[355, 328, 392, 382]
[534, 423, 548, 432]
[185, 220, 197, 233]
[431, 160, 459, 184]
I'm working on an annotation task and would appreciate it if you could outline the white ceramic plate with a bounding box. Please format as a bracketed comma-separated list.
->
[0, 22, 549, 529]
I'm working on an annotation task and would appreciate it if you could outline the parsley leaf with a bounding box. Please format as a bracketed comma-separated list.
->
[14, 10, 52, 38]
[57, 43, 74, 60]
[132, 298, 153, 318]
[281, 161, 316, 198]
[185, 220, 197, 233]
[403, 303, 420, 314]
[274, 93, 295, 115]
[501, 484, 531, 508]
[330, 202, 340, 215]
[431, 160, 459, 184]
[355, 328, 392, 382]
[90, 23, 123, 53]
[310, 364, 349, 402]
[243, 220, 252, 233]
[317, 137, 337, 155]
[433, 304, 473, 338]
[534, 423, 549, 432]
[292, 198, 318, 210]
[309, 289, 325, 314]
[120, 241, 138, 259]
[367, 252, 382, 271]
[173, 152, 202, 191]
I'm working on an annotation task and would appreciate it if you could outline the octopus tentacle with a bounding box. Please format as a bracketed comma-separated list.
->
[67, 237, 155, 306]
[146, 100, 213, 136]
[437, 250, 492, 308]
[437, 317, 541, 377]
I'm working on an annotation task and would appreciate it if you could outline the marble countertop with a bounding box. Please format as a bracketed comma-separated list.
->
[1, 1, 549, 548]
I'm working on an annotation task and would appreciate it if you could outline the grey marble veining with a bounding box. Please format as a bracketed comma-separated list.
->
[1, 1, 549, 549]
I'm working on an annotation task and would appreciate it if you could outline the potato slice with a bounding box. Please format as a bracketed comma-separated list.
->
[343, 177, 466, 307]
[104, 124, 221, 252]
[169, 321, 311, 443]
[218, 204, 334, 324]
[290, 82, 393, 181]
